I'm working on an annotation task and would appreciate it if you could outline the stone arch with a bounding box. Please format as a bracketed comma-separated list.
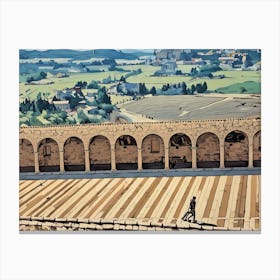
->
[38, 138, 60, 172]
[253, 131, 261, 167]
[196, 132, 220, 168]
[142, 134, 164, 169]
[169, 133, 192, 169]
[224, 130, 248, 167]
[19, 139, 35, 172]
[115, 135, 138, 170]
[64, 137, 85, 171]
[89, 135, 111, 171]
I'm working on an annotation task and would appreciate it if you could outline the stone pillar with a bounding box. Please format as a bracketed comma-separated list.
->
[248, 138, 253, 168]
[191, 146, 197, 169]
[34, 151, 39, 173]
[111, 147, 116, 171]
[220, 144, 225, 168]
[164, 147, 169, 170]
[138, 147, 142, 170]
[85, 149, 90, 172]
[59, 150, 65, 173]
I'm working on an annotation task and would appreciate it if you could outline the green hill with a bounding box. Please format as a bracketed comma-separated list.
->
[215, 81, 261, 94]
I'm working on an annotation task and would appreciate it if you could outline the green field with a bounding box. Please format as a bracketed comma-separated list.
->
[19, 71, 128, 102]
[215, 81, 261, 94]
[19, 64, 261, 102]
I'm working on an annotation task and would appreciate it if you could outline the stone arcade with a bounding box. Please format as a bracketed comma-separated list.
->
[19, 117, 261, 173]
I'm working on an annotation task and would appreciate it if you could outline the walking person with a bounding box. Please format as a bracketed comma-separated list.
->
[182, 196, 196, 223]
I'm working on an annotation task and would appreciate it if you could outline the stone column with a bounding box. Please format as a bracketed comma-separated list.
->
[138, 147, 142, 170]
[59, 150, 65, 173]
[34, 151, 40, 173]
[164, 147, 169, 170]
[220, 143, 225, 168]
[191, 146, 197, 169]
[111, 147, 116, 171]
[84, 149, 90, 172]
[248, 138, 253, 168]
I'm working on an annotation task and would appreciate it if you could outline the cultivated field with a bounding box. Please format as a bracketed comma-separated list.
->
[120, 94, 261, 120]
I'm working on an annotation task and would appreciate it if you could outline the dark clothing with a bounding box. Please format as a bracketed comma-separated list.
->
[190, 199, 196, 210]
[182, 198, 196, 222]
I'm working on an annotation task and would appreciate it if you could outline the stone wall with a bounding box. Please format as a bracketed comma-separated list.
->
[89, 136, 111, 165]
[142, 134, 164, 164]
[197, 133, 220, 162]
[64, 137, 85, 165]
[225, 138, 249, 162]
[116, 144, 138, 164]
[19, 117, 261, 172]
[253, 131, 261, 161]
[38, 138, 59, 168]
[19, 139, 34, 168]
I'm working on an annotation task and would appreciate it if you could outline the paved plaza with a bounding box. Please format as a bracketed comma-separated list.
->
[19, 174, 260, 231]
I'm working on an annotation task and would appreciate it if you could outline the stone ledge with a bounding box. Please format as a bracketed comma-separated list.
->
[19, 216, 259, 232]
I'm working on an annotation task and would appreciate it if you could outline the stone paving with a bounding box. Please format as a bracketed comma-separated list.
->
[19, 174, 260, 232]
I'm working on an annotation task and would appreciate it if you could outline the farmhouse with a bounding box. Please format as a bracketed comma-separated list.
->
[52, 100, 70, 111]
[55, 89, 72, 100]
[160, 60, 177, 75]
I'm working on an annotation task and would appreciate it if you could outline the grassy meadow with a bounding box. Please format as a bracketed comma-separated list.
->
[19, 63, 261, 103]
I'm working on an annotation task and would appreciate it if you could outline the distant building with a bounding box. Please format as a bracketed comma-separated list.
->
[160, 61, 177, 75]
[55, 89, 72, 100]
[53, 100, 70, 111]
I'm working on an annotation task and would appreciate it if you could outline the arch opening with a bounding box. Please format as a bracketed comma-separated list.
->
[142, 134, 164, 169]
[115, 135, 138, 170]
[253, 131, 261, 167]
[196, 132, 220, 168]
[38, 138, 60, 172]
[224, 130, 248, 167]
[89, 136, 111, 171]
[19, 139, 35, 172]
[64, 137, 85, 171]
[169, 133, 192, 169]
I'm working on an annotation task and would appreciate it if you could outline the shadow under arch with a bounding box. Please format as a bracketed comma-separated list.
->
[64, 137, 85, 171]
[89, 135, 111, 171]
[224, 130, 248, 167]
[253, 130, 261, 167]
[19, 139, 35, 172]
[142, 134, 164, 170]
[169, 133, 192, 169]
[196, 132, 220, 168]
[38, 138, 60, 172]
[115, 135, 138, 170]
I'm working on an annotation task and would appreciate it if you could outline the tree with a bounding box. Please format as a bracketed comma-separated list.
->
[191, 84, 196, 94]
[39, 71, 47, 79]
[87, 80, 100, 89]
[139, 83, 148, 95]
[150, 86, 157, 96]
[97, 90, 111, 104]
[75, 81, 87, 88]
[196, 83, 203, 93]
[120, 75, 126, 82]
[201, 81, 208, 92]
[182, 82, 187, 94]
